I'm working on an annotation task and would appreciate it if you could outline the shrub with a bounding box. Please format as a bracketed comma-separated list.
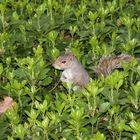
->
[0, 0, 140, 139]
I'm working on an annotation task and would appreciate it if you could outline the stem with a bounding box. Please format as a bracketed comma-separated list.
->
[30, 68, 36, 107]
[1, 13, 5, 30]
[30, 94, 35, 108]
[68, 94, 73, 109]
[111, 88, 114, 103]
[18, 90, 22, 108]
[37, 16, 41, 31]
[44, 130, 49, 140]
[0, 6, 5, 31]
[118, 132, 121, 140]
[130, 71, 134, 85]
[92, 23, 95, 35]
[52, 41, 55, 48]
[50, 11, 53, 21]
[111, 14, 113, 21]
[93, 95, 96, 116]
[128, 27, 131, 41]
[100, 0, 103, 8]
[59, 123, 62, 132]
[63, 14, 64, 23]
[82, 13, 84, 22]
[89, 94, 97, 118]
[71, 34, 74, 46]
[87, 97, 90, 110]
[76, 124, 80, 138]
[92, 124, 94, 134]
[109, 114, 112, 126]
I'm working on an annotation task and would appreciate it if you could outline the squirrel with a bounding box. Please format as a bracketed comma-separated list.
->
[52, 53, 90, 88]
[52, 53, 132, 89]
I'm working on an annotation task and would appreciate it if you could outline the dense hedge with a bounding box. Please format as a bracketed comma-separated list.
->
[0, 0, 140, 139]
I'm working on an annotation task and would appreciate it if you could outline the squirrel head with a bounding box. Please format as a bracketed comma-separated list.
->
[52, 53, 75, 70]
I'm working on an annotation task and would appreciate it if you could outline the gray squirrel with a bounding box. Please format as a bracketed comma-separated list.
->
[52, 53, 132, 88]
[52, 53, 90, 88]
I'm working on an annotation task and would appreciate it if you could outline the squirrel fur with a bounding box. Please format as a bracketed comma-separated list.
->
[96, 54, 132, 76]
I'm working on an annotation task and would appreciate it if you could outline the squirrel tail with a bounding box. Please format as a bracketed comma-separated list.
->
[96, 54, 132, 76]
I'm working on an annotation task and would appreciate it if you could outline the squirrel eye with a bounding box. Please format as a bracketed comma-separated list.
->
[61, 60, 66, 64]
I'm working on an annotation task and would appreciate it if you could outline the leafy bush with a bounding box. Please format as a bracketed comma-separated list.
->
[0, 0, 140, 139]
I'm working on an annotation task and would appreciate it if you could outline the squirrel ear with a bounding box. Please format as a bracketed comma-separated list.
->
[67, 53, 75, 61]
[64, 50, 75, 60]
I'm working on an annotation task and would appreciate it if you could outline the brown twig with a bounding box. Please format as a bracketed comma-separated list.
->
[49, 79, 61, 92]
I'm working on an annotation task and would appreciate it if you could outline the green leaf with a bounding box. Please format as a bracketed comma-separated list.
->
[12, 11, 19, 21]
[99, 102, 110, 113]
[39, 77, 52, 86]
[94, 131, 106, 140]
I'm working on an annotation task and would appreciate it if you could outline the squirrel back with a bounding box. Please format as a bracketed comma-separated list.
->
[96, 54, 132, 76]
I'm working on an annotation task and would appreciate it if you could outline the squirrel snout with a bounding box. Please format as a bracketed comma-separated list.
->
[52, 63, 55, 67]
[52, 62, 57, 68]
[52, 63, 63, 70]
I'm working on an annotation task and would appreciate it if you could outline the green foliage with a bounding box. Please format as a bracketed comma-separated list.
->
[0, 0, 140, 139]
